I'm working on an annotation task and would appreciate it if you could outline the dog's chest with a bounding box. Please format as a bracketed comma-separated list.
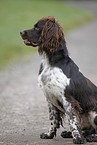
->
[38, 59, 70, 109]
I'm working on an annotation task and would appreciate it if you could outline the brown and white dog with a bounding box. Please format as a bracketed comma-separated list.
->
[20, 16, 97, 144]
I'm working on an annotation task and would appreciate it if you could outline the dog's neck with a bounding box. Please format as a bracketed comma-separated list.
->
[46, 44, 69, 65]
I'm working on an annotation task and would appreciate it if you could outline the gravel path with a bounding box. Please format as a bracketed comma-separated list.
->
[0, 1, 97, 145]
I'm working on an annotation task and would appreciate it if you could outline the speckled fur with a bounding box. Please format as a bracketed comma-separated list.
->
[38, 57, 84, 142]
[20, 16, 97, 144]
[38, 57, 70, 110]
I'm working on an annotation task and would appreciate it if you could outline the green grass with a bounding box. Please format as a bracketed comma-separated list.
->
[0, 0, 93, 69]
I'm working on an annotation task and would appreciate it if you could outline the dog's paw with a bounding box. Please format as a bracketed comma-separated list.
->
[61, 131, 72, 138]
[73, 136, 86, 144]
[40, 133, 54, 139]
[86, 134, 97, 142]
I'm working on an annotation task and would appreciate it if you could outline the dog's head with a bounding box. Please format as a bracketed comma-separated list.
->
[20, 16, 65, 54]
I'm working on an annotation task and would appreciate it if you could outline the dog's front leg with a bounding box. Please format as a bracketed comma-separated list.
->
[67, 109, 86, 144]
[40, 103, 63, 139]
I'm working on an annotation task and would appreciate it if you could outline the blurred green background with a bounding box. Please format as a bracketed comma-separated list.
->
[0, 0, 93, 69]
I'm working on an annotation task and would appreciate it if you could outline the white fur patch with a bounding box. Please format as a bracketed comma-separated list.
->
[38, 58, 70, 112]
[88, 111, 97, 128]
[38, 57, 82, 138]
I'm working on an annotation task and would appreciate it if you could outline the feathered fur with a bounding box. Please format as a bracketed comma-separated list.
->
[20, 16, 97, 144]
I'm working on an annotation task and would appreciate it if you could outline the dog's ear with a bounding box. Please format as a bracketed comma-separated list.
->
[39, 18, 65, 54]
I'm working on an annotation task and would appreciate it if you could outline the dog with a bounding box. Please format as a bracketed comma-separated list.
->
[20, 16, 97, 144]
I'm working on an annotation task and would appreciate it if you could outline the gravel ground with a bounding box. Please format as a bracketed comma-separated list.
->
[0, 1, 97, 145]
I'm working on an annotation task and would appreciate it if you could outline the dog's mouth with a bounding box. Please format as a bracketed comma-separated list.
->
[24, 39, 38, 47]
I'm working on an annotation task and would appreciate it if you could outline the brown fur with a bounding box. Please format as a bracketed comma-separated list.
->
[38, 17, 65, 54]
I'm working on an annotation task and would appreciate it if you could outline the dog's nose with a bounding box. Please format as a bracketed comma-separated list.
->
[20, 31, 25, 36]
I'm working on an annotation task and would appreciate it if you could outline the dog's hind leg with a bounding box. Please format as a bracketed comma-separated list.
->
[88, 111, 97, 129]
[40, 103, 63, 139]
[86, 110, 97, 142]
